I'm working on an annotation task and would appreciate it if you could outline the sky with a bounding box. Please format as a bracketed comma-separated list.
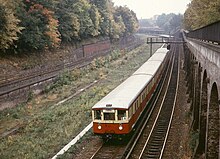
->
[112, 0, 191, 19]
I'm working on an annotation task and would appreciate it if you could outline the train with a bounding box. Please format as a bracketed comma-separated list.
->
[91, 45, 170, 139]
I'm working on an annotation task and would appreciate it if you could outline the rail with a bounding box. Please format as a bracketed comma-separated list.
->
[121, 46, 173, 159]
[121, 43, 180, 159]
[90, 140, 127, 159]
[138, 44, 179, 159]
[0, 37, 143, 101]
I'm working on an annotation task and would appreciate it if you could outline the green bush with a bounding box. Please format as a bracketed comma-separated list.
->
[189, 130, 199, 151]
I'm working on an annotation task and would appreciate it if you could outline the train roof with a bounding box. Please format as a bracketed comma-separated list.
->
[147, 53, 167, 62]
[92, 47, 169, 110]
[155, 47, 168, 53]
[159, 34, 174, 38]
[133, 61, 161, 76]
[92, 75, 152, 109]
[133, 47, 168, 75]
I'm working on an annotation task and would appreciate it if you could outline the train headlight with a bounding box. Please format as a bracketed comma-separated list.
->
[98, 125, 102, 130]
[119, 124, 123, 130]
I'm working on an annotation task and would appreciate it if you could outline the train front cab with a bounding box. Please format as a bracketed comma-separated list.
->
[92, 108, 130, 138]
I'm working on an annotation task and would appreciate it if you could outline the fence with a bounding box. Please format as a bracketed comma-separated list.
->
[186, 20, 220, 44]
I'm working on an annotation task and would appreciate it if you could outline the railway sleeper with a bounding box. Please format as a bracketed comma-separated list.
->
[152, 135, 165, 139]
[155, 130, 166, 134]
[148, 148, 161, 153]
[147, 141, 163, 147]
[143, 153, 160, 158]
[156, 123, 167, 126]
[151, 140, 164, 144]
[156, 128, 167, 132]
[147, 141, 163, 149]
[146, 152, 161, 157]
[147, 144, 161, 149]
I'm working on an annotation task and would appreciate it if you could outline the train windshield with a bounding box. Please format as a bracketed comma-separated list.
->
[104, 113, 115, 120]
[118, 110, 126, 120]
[94, 110, 101, 120]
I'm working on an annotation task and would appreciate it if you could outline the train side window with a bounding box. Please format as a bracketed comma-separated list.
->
[118, 110, 127, 120]
[94, 110, 101, 120]
[135, 101, 138, 110]
[129, 107, 132, 118]
[133, 103, 136, 114]
[104, 113, 115, 120]
[140, 93, 143, 102]
[142, 94, 145, 101]
[149, 81, 152, 90]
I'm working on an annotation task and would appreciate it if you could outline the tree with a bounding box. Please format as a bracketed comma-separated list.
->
[112, 14, 125, 38]
[156, 13, 183, 34]
[0, 0, 23, 51]
[91, 0, 111, 36]
[107, 1, 122, 39]
[139, 19, 154, 28]
[0, 0, 139, 52]
[89, 4, 102, 36]
[56, 0, 80, 41]
[115, 6, 139, 36]
[18, 2, 60, 50]
[184, 0, 220, 30]
[169, 14, 183, 33]
[72, 0, 98, 38]
[156, 13, 171, 28]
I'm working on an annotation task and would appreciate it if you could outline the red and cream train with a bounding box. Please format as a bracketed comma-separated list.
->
[92, 46, 170, 138]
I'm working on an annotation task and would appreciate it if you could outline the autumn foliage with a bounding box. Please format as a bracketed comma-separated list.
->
[0, 1, 23, 51]
[184, 0, 220, 30]
[28, 4, 60, 48]
[0, 0, 139, 53]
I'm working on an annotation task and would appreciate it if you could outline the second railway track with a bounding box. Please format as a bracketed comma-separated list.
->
[0, 38, 142, 103]
[125, 43, 180, 159]
[139, 44, 179, 159]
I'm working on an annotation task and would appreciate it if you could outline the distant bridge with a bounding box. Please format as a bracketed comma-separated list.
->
[138, 27, 165, 35]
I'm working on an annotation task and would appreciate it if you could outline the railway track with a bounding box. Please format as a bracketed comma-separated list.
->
[0, 50, 109, 97]
[88, 45, 175, 159]
[123, 43, 180, 159]
[0, 39, 142, 103]
[139, 45, 179, 159]
[90, 140, 128, 159]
